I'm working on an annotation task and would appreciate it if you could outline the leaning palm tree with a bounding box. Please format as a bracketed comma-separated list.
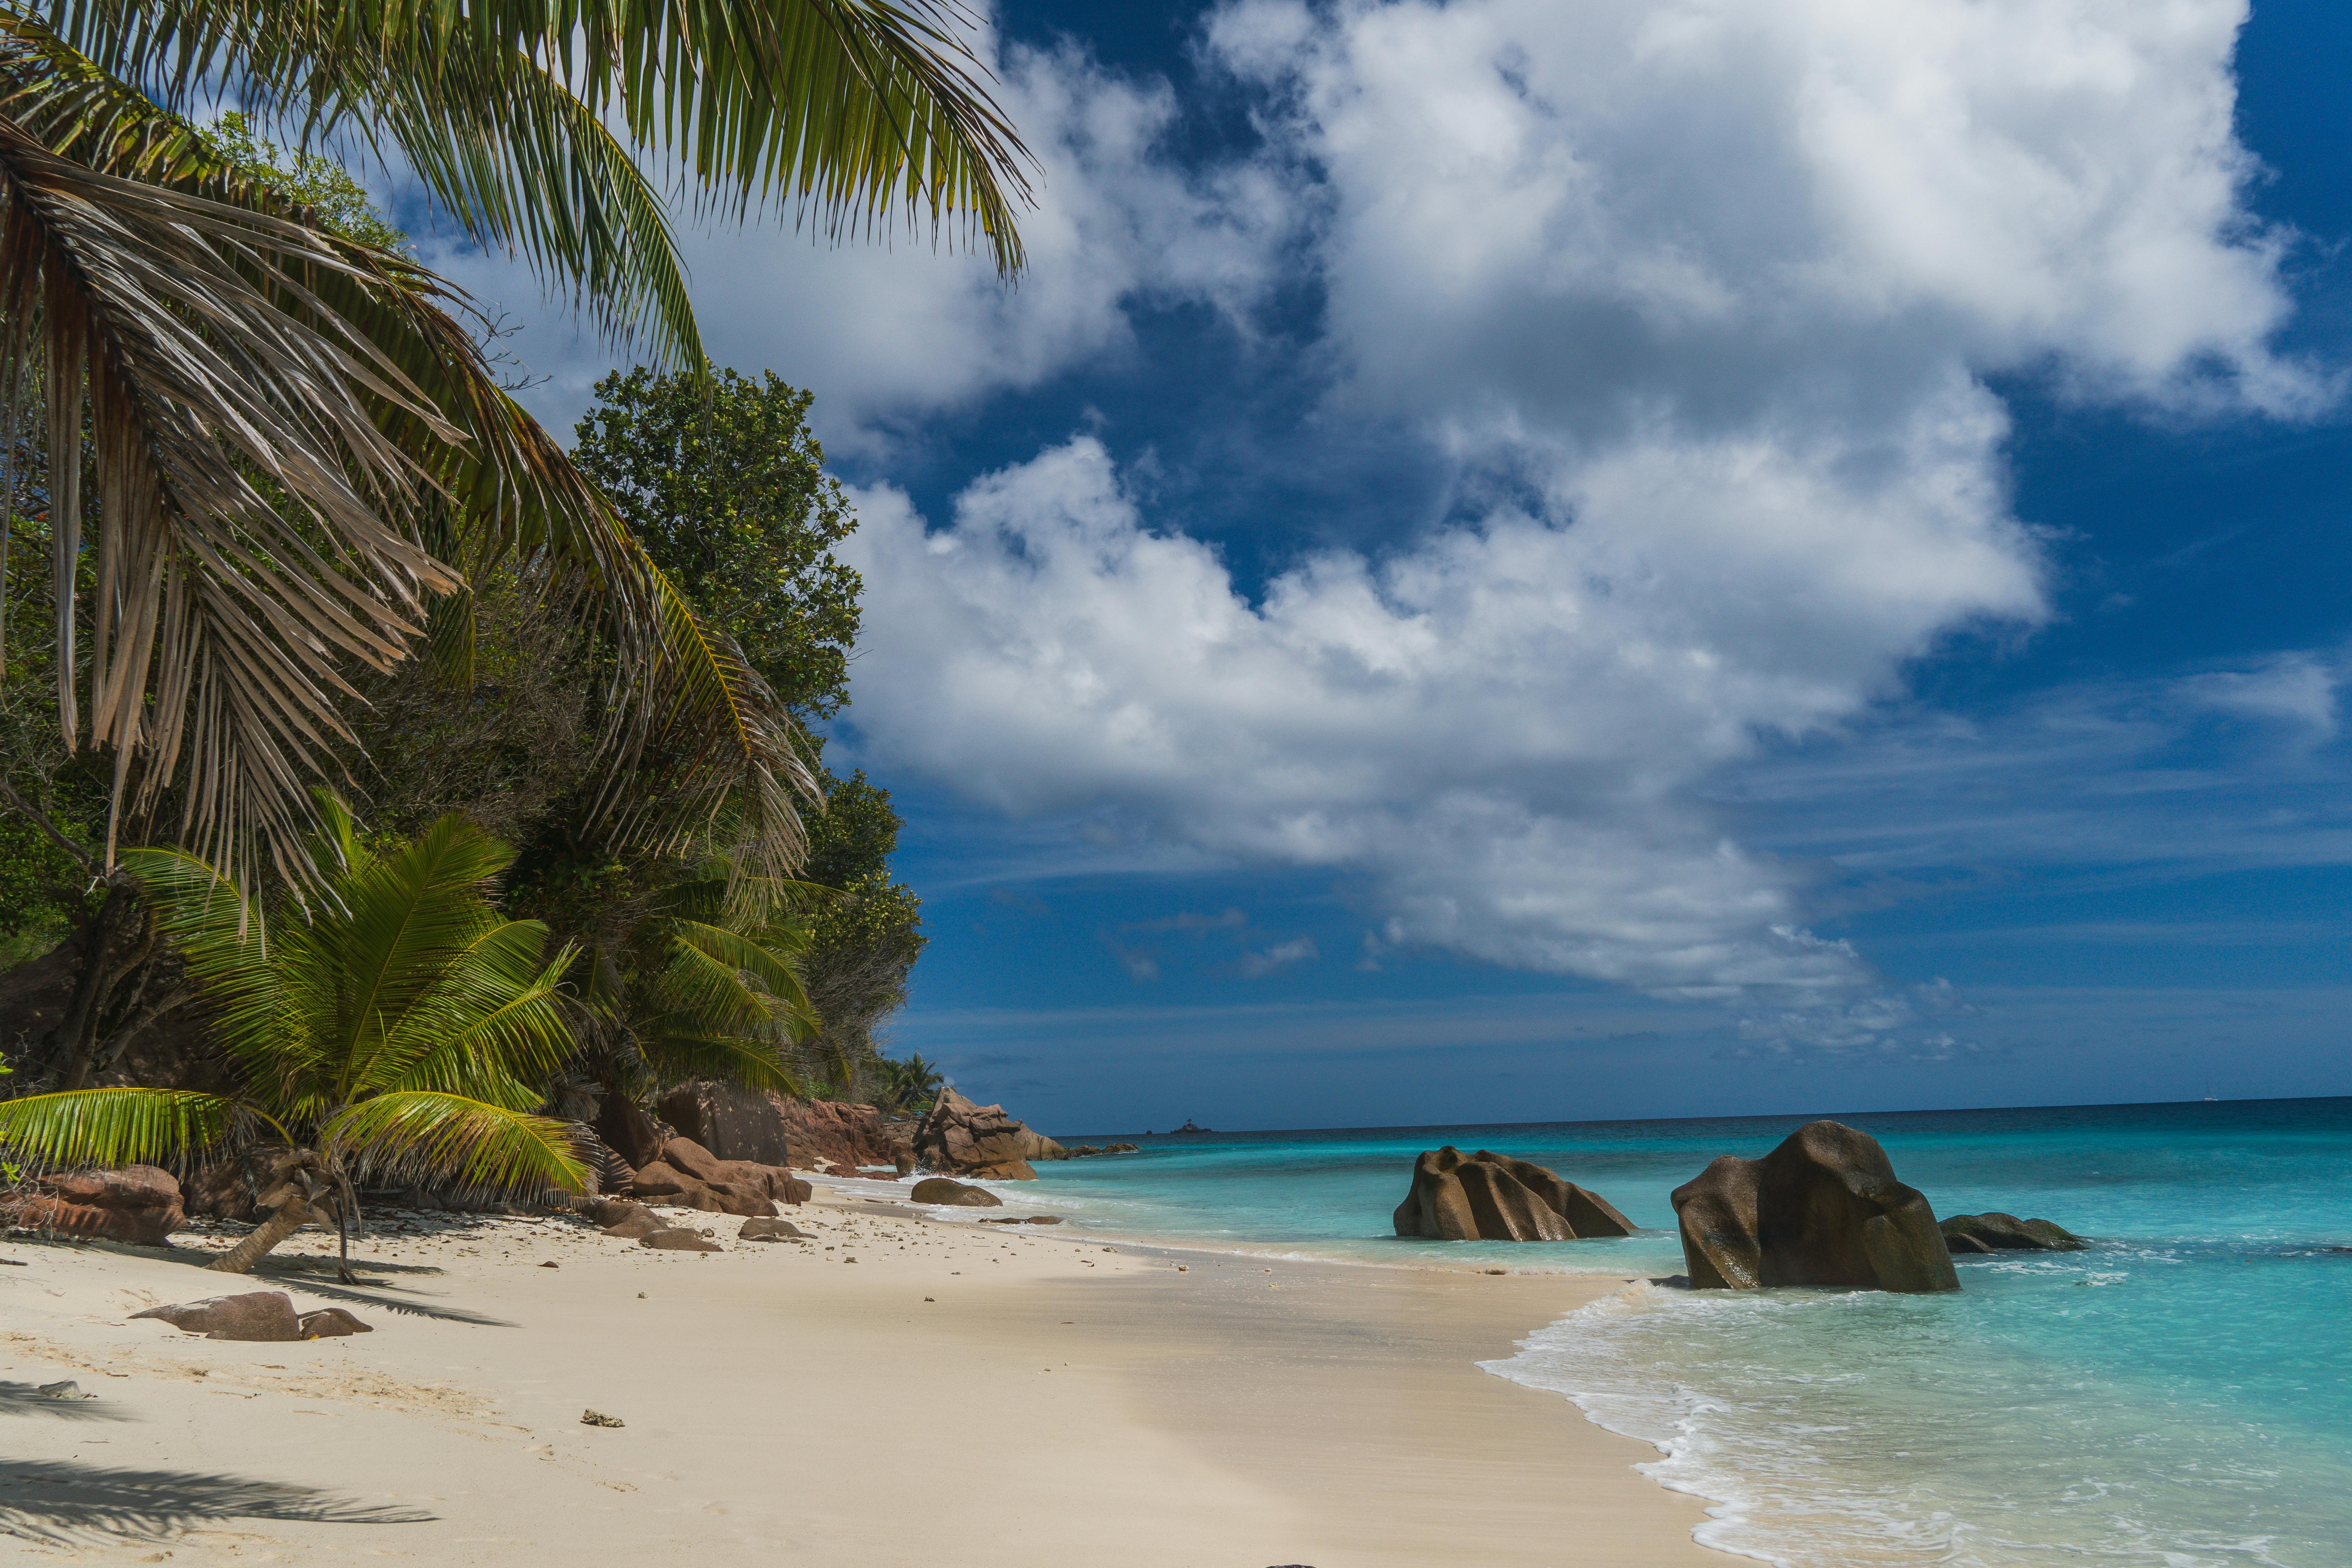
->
[0, 0, 1030, 885]
[0, 792, 586, 1276]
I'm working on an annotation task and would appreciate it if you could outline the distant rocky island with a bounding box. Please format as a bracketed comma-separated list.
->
[1159, 1120, 1212, 1135]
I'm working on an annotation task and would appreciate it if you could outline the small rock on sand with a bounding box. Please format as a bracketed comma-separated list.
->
[129, 1291, 303, 1342]
[298, 1307, 374, 1338]
[640, 1230, 723, 1253]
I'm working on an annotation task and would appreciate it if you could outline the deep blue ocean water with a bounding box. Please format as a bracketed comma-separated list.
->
[974, 1099, 2350, 1566]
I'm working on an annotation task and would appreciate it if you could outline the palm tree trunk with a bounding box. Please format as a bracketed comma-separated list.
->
[205, 1200, 312, 1274]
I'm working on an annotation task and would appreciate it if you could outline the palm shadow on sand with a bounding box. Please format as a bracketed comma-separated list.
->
[124, 1240, 521, 1328]
[0, 1383, 134, 1422]
[0, 1458, 432, 1548]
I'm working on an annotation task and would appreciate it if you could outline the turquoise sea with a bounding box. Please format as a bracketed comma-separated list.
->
[946, 1099, 2352, 1566]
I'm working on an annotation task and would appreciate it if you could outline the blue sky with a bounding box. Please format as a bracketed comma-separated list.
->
[445, 0, 2352, 1132]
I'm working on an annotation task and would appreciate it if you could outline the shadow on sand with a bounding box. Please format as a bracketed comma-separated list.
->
[6, 1232, 520, 1328]
[0, 1383, 134, 1422]
[0, 1458, 432, 1548]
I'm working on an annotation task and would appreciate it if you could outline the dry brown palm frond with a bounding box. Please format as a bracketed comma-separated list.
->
[0, 16, 817, 886]
[0, 110, 466, 886]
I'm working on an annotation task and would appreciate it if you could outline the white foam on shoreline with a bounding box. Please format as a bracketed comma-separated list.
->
[1479, 1273, 2312, 1568]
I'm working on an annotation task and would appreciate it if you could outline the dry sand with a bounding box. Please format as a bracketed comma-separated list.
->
[1, 1187, 1729, 1565]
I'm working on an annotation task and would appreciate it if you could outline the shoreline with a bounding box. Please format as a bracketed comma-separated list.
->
[2, 1184, 1732, 1565]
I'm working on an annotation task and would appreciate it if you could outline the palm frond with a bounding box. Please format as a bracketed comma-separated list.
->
[2, 15, 823, 881]
[51, 0, 1035, 288]
[665, 917, 814, 1033]
[0, 1087, 235, 1171]
[632, 1025, 806, 1097]
[364, 928, 575, 1102]
[0, 69, 470, 884]
[329, 1090, 587, 1194]
[120, 844, 330, 1109]
[329, 811, 523, 1057]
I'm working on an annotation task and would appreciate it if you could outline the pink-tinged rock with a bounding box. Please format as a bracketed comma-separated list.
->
[603, 1212, 668, 1239]
[7, 1165, 185, 1245]
[641, 1229, 722, 1252]
[911, 1089, 1062, 1180]
[659, 1136, 726, 1184]
[129, 1290, 303, 1341]
[297, 1307, 372, 1338]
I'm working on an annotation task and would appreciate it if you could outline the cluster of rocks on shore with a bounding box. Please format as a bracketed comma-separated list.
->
[907, 1087, 1137, 1180]
[1390, 1119, 2089, 1296]
[1, 1079, 1132, 1256]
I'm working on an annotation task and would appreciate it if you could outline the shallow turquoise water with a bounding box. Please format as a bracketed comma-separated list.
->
[1002, 1100, 2352, 1566]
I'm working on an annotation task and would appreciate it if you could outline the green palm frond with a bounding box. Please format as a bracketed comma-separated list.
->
[366, 929, 574, 1103]
[632, 1025, 806, 1097]
[328, 812, 527, 1073]
[120, 844, 325, 1099]
[665, 918, 814, 1032]
[329, 1090, 587, 1195]
[0, 1087, 235, 1171]
[51, 0, 1034, 304]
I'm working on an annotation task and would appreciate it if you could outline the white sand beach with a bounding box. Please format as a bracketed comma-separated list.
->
[2, 1184, 1728, 1566]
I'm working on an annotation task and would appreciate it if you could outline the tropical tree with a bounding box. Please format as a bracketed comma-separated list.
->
[0, 0, 1033, 868]
[0, 793, 585, 1277]
[0, 0, 1031, 1080]
[565, 846, 819, 1108]
[873, 1052, 940, 1117]
[571, 366, 862, 725]
[796, 767, 924, 1082]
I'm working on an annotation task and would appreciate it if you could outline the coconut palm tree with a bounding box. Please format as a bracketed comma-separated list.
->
[0, 792, 586, 1277]
[0, 0, 1031, 891]
[570, 849, 820, 1103]
[874, 1051, 940, 1116]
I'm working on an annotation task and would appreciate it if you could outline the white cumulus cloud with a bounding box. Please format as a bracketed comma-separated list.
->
[826, 0, 2317, 1045]
[428, 30, 1294, 450]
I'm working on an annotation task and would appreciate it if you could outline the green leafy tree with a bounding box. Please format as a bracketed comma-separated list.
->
[569, 848, 818, 1105]
[0, 794, 584, 1277]
[194, 111, 410, 251]
[797, 767, 925, 1090]
[0, 0, 1033, 898]
[571, 367, 862, 721]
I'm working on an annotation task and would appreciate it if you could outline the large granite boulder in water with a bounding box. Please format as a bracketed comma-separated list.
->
[913, 1089, 1063, 1180]
[911, 1177, 1002, 1207]
[1671, 1121, 1958, 1293]
[1940, 1212, 2086, 1253]
[1392, 1147, 1637, 1241]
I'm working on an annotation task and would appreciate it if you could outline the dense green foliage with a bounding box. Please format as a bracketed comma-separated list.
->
[571, 367, 862, 720]
[565, 368, 926, 1096]
[0, 796, 586, 1273]
[797, 768, 927, 1091]
[194, 113, 412, 252]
